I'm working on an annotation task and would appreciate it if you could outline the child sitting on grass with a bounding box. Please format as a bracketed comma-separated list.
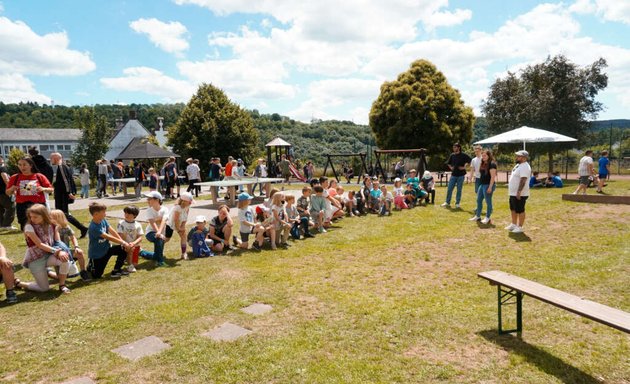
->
[50, 209, 90, 281]
[187, 216, 214, 257]
[255, 206, 276, 249]
[393, 178, 408, 209]
[310, 185, 327, 233]
[236, 192, 265, 250]
[86, 202, 129, 279]
[271, 192, 291, 247]
[297, 186, 311, 221]
[420, 171, 436, 204]
[343, 190, 358, 216]
[144, 191, 170, 267]
[117, 205, 154, 272]
[286, 194, 312, 239]
[379, 185, 393, 216]
[16, 204, 72, 293]
[168, 192, 193, 260]
[370, 180, 382, 213]
[0, 242, 18, 303]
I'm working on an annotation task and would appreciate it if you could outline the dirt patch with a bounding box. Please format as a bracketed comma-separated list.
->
[571, 203, 630, 221]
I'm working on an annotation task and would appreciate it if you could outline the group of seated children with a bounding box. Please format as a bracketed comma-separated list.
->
[361, 169, 435, 214]
[530, 171, 563, 188]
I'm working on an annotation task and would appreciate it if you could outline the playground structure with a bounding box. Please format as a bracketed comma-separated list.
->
[265, 137, 306, 182]
[322, 153, 369, 184]
[373, 148, 428, 182]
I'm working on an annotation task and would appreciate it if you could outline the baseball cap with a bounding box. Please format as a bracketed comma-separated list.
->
[194, 215, 207, 223]
[515, 150, 529, 157]
[238, 192, 254, 201]
[144, 191, 163, 200]
[422, 171, 432, 179]
[180, 192, 194, 203]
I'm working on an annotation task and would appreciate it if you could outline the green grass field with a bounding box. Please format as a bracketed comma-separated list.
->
[0, 180, 628, 383]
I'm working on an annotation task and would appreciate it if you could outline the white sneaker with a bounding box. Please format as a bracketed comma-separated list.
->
[505, 223, 517, 231]
[511, 226, 523, 233]
[469, 216, 480, 221]
[455, 204, 461, 209]
[481, 217, 491, 224]
[440, 202, 450, 207]
[127, 264, 137, 273]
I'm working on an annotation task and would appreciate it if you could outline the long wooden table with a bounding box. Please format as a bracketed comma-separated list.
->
[195, 177, 285, 205]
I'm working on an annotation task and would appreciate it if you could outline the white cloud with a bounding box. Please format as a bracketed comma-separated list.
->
[0, 73, 51, 104]
[100, 67, 196, 102]
[424, 8, 472, 31]
[129, 18, 189, 55]
[0, 16, 95, 76]
[570, 0, 630, 24]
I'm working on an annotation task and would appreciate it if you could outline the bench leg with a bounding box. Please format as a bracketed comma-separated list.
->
[497, 285, 523, 335]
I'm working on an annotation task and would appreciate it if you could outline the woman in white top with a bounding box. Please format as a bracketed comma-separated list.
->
[79, 163, 90, 198]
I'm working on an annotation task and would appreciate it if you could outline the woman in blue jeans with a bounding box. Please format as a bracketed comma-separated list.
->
[470, 150, 497, 225]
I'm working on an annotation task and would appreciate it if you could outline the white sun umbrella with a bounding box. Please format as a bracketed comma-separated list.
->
[474, 126, 577, 150]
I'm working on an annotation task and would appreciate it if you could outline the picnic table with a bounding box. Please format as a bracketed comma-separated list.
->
[195, 177, 285, 205]
[113, 176, 185, 196]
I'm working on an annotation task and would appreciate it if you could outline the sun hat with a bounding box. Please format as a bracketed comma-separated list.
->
[194, 215, 207, 223]
[144, 191, 163, 200]
[238, 192, 254, 201]
[515, 150, 529, 157]
[394, 177, 401, 182]
[422, 171, 432, 179]
[180, 192, 194, 203]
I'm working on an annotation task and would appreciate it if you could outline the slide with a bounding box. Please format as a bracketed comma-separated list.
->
[288, 163, 307, 182]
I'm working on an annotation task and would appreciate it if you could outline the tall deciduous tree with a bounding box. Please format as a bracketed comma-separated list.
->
[72, 107, 112, 177]
[369, 59, 475, 166]
[168, 84, 259, 173]
[482, 55, 608, 170]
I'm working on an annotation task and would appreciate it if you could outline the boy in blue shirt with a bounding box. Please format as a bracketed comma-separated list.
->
[87, 202, 130, 278]
[597, 150, 609, 193]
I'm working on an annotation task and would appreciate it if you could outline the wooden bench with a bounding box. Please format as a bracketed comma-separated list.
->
[478, 270, 630, 335]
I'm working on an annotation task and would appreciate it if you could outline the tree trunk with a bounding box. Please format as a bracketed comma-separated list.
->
[548, 151, 554, 173]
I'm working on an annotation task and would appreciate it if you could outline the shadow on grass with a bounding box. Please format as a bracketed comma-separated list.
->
[478, 330, 601, 384]
[509, 232, 532, 242]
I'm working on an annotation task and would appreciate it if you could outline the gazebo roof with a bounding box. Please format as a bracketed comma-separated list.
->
[116, 137, 180, 160]
[265, 137, 292, 147]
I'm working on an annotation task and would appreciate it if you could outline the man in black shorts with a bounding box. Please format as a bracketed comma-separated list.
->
[506, 150, 531, 234]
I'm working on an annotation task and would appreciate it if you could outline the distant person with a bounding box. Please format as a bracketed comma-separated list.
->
[470, 150, 497, 225]
[133, 161, 145, 199]
[79, 163, 90, 199]
[441, 143, 471, 209]
[573, 150, 595, 195]
[469, 145, 482, 192]
[597, 150, 610, 193]
[50, 152, 88, 238]
[0, 156, 16, 230]
[185, 158, 201, 197]
[545, 171, 563, 188]
[529, 171, 544, 188]
[96, 159, 109, 198]
[506, 150, 531, 234]
[279, 154, 291, 183]
[28, 147, 53, 183]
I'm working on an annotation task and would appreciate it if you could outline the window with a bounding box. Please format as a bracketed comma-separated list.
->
[40, 145, 53, 152]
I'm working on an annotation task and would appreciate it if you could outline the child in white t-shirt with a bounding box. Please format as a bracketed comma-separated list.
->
[379, 185, 393, 216]
[117, 205, 154, 272]
[144, 191, 169, 266]
[343, 190, 358, 216]
[168, 192, 193, 260]
[393, 178, 407, 210]
[236, 193, 264, 250]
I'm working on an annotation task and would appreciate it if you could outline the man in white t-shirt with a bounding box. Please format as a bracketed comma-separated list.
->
[506, 150, 532, 234]
[573, 150, 595, 195]
[469, 145, 482, 194]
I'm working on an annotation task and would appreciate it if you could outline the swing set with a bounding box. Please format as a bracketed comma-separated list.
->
[322, 153, 369, 184]
[373, 148, 428, 183]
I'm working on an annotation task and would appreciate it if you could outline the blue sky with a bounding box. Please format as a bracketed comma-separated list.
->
[1, 0, 629, 125]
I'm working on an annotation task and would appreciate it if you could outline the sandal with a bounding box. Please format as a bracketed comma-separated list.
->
[59, 285, 71, 294]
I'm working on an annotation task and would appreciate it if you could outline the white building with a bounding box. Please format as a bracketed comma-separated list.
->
[104, 111, 153, 160]
[0, 128, 81, 160]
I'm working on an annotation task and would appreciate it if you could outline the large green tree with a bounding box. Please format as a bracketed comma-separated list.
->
[482, 55, 608, 170]
[369, 59, 475, 166]
[168, 84, 259, 173]
[72, 107, 112, 176]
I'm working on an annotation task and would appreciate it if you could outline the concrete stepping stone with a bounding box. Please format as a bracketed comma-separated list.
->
[111, 335, 171, 361]
[203, 322, 252, 342]
[241, 303, 273, 316]
[61, 378, 96, 384]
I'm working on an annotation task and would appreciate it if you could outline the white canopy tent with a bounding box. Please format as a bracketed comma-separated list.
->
[475, 126, 577, 150]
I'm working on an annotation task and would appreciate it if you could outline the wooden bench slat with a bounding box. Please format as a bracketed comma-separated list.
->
[479, 270, 630, 333]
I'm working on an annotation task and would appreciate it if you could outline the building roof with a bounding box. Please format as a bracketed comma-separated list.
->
[111, 119, 151, 141]
[116, 137, 179, 160]
[0, 128, 82, 141]
[265, 137, 292, 147]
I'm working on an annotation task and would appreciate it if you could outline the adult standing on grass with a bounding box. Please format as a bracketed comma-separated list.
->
[469, 145, 482, 193]
[50, 153, 88, 238]
[441, 143, 471, 209]
[470, 150, 497, 225]
[133, 160, 145, 199]
[28, 147, 53, 184]
[573, 150, 595, 195]
[185, 158, 201, 197]
[506, 150, 531, 234]
[596, 150, 610, 193]
[0, 156, 16, 231]
[279, 154, 291, 183]
[6, 157, 53, 231]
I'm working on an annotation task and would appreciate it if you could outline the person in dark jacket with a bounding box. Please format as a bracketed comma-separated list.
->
[50, 153, 88, 237]
[28, 147, 53, 183]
